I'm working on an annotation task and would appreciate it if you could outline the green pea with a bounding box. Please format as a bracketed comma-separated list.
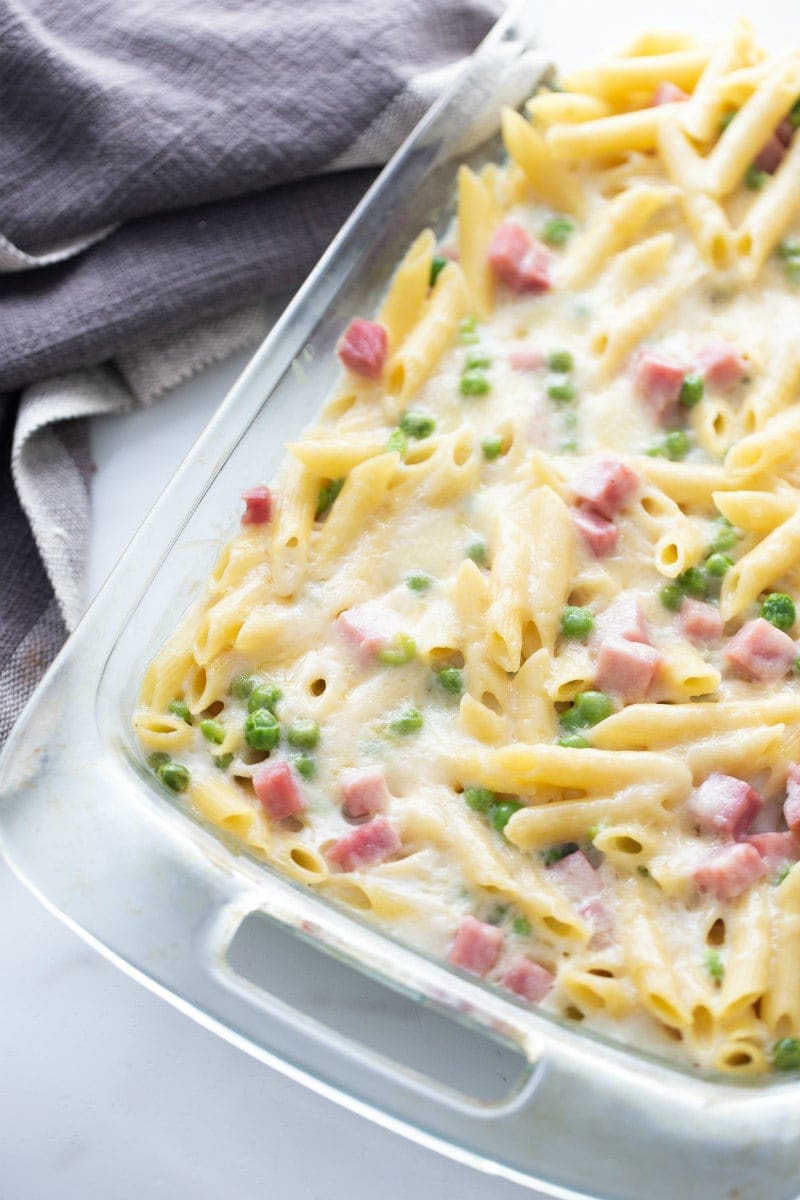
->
[481, 435, 503, 461]
[248, 683, 282, 714]
[466, 541, 488, 567]
[459, 315, 478, 338]
[660, 584, 683, 612]
[400, 411, 435, 439]
[547, 376, 576, 402]
[316, 477, 345, 519]
[719, 109, 737, 131]
[560, 605, 594, 639]
[406, 570, 433, 592]
[705, 949, 724, 982]
[230, 673, 256, 701]
[490, 799, 524, 833]
[542, 216, 575, 246]
[557, 733, 589, 749]
[777, 237, 800, 259]
[559, 705, 586, 733]
[437, 667, 464, 695]
[745, 164, 768, 190]
[795, 657, 800, 674]
[460, 369, 490, 397]
[199, 719, 225, 745]
[385, 428, 407, 456]
[464, 786, 495, 814]
[157, 761, 190, 793]
[466, 350, 492, 370]
[710, 518, 740, 553]
[547, 349, 574, 373]
[662, 430, 690, 461]
[785, 257, 800, 285]
[429, 255, 448, 286]
[773, 1037, 800, 1071]
[705, 552, 733, 577]
[677, 567, 707, 599]
[294, 755, 316, 780]
[244, 708, 280, 750]
[286, 718, 320, 749]
[761, 592, 796, 631]
[575, 690, 613, 726]
[541, 841, 579, 866]
[214, 753, 234, 771]
[679, 373, 704, 408]
[790, 98, 800, 129]
[377, 633, 417, 666]
[147, 751, 171, 771]
[511, 915, 531, 936]
[776, 864, 792, 885]
[168, 698, 192, 725]
[388, 706, 423, 735]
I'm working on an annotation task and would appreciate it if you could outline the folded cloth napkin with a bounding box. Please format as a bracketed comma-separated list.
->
[0, 0, 517, 744]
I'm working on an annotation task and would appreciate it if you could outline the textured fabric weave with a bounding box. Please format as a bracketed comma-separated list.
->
[0, 0, 507, 745]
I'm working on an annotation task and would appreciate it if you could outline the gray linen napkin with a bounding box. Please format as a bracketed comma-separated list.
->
[0, 0, 518, 744]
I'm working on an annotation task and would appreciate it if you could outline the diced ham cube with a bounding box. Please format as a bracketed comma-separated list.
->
[487, 222, 552, 293]
[580, 896, 614, 944]
[725, 618, 796, 682]
[777, 119, 794, 147]
[241, 485, 273, 525]
[336, 601, 401, 660]
[337, 318, 388, 379]
[594, 592, 649, 645]
[694, 842, 765, 900]
[695, 338, 748, 389]
[503, 958, 554, 1002]
[508, 347, 545, 371]
[252, 760, 306, 821]
[326, 816, 401, 872]
[633, 352, 686, 423]
[340, 767, 389, 819]
[745, 831, 799, 872]
[573, 507, 619, 557]
[784, 764, 800, 834]
[573, 458, 640, 519]
[448, 916, 504, 976]
[548, 850, 601, 903]
[753, 133, 786, 175]
[680, 598, 723, 643]
[651, 81, 689, 105]
[686, 773, 763, 839]
[595, 636, 662, 703]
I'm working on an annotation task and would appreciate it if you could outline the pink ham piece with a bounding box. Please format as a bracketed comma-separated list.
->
[595, 636, 662, 703]
[686, 772, 762, 839]
[753, 133, 786, 175]
[326, 816, 401, 872]
[745, 832, 799, 872]
[503, 958, 554, 1002]
[777, 119, 794, 147]
[680, 598, 723, 643]
[548, 850, 601, 902]
[725, 618, 796, 682]
[573, 458, 640, 519]
[784, 765, 800, 833]
[252, 760, 306, 821]
[508, 346, 545, 371]
[594, 592, 649, 644]
[487, 222, 551, 293]
[448, 916, 504, 976]
[336, 601, 401, 660]
[694, 842, 765, 900]
[696, 338, 748, 389]
[337, 318, 388, 379]
[573, 508, 618, 558]
[241, 485, 272, 525]
[633, 352, 686, 423]
[339, 767, 389, 819]
[652, 81, 689, 105]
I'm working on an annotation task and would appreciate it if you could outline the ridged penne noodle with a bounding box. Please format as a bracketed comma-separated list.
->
[563, 184, 676, 288]
[501, 107, 583, 216]
[592, 697, 800, 750]
[719, 509, 800, 620]
[457, 166, 500, 319]
[377, 228, 436, 352]
[385, 262, 467, 403]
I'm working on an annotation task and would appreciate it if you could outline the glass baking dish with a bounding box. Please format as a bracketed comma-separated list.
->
[3, 6, 800, 1197]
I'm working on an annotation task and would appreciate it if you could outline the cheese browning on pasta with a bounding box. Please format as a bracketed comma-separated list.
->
[136, 24, 800, 1075]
